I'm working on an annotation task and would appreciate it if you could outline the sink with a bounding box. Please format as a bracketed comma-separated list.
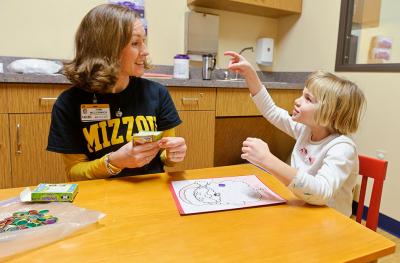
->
[215, 79, 245, 82]
[216, 79, 288, 85]
[264, 81, 288, 85]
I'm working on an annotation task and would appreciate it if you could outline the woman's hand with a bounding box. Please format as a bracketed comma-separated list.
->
[110, 141, 160, 169]
[158, 137, 187, 163]
[241, 137, 273, 168]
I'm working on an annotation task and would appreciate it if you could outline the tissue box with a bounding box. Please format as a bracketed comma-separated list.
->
[21, 184, 79, 202]
[133, 131, 163, 145]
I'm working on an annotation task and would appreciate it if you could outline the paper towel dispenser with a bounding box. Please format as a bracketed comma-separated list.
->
[184, 11, 219, 55]
[256, 38, 274, 66]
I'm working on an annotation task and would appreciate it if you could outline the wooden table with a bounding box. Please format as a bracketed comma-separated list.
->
[0, 164, 395, 262]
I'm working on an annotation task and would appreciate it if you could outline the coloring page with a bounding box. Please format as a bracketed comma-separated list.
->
[170, 175, 285, 215]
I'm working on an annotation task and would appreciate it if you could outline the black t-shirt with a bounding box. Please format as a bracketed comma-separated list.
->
[47, 77, 182, 177]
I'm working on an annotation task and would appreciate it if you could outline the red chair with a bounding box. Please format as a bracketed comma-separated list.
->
[356, 155, 388, 231]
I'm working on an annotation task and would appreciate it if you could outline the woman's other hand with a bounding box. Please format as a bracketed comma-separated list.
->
[158, 137, 187, 163]
[110, 141, 160, 169]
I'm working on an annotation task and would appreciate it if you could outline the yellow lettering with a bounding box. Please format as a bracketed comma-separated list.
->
[98, 121, 111, 148]
[122, 116, 134, 141]
[153, 116, 157, 130]
[108, 119, 124, 145]
[135, 115, 150, 132]
[145, 116, 156, 131]
[82, 123, 102, 152]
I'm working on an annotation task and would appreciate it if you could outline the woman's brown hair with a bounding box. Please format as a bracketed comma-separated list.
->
[64, 4, 139, 93]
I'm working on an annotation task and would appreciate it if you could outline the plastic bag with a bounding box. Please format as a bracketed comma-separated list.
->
[0, 197, 105, 259]
[7, 59, 63, 74]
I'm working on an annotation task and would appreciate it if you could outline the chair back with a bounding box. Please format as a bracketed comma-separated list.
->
[356, 155, 388, 231]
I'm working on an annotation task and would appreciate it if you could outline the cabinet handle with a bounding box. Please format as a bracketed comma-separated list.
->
[181, 97, 199, 105]
[16, 123, 22, 155]
[39, 97, 57, 106]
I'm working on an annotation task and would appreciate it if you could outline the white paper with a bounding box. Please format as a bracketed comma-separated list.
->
[170, 175, 285, 215]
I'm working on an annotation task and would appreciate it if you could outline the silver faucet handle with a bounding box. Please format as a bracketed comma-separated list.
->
[224, 71, 229, 80]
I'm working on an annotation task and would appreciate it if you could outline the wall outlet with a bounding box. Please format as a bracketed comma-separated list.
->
[375, 149, 387, 160]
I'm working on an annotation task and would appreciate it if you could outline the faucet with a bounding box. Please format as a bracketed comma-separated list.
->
[233, 46, 254, 80]
[239, 47, 254, 55]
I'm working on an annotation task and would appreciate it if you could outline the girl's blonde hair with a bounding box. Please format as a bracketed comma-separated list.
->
[306, 71, 366, 135]
[64, 4, 148, 93]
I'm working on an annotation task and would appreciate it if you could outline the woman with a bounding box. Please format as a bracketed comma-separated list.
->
[47, 4, 187, 180]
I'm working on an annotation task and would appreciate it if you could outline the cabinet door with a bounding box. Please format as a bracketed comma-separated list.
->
[166, 111, 215, 172]
[216, 88, 301, 116]
[168, 87, 216, 111]
[214, 117, 296, 166]
[353, 0, 381, 28]
[6, 83, 68, 113]
[0, 86, 8, 113]
[0, 114, 11, 188]
[188, 0, 301, 17]
[9, 114, 67, 187]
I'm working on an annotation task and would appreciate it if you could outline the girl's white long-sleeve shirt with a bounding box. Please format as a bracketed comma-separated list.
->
[252, 87, 358, 216]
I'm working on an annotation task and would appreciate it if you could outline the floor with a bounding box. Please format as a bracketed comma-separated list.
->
[377, 228, 399, 262]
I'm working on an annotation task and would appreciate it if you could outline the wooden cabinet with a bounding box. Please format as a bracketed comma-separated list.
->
[169, 87, 215, 111]
[6, 83, 65, 113]
[172, 111, 215, 171]
[0, 82, 300, 187]
[352, 0, 381, 28]
[0, 88, 8, 113]
[214, 88, 302, 166]
[1, 83, 68, 188]
[216, 88, 300, 116]
[167, 87, 216, 172]
[188, 0, 302, 18]
[0, 114, 11, 188]
[9, 114, 66, 187]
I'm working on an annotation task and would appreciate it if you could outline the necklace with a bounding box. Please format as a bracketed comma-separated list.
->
[115, 108, 123, 117]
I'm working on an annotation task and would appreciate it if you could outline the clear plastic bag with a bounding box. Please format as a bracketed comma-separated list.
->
[7, 59, 63, 74]
[0, 197, 105, 259]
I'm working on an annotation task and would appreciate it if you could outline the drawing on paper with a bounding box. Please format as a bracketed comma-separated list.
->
[178, 180, 263, 206]
[170, 175, 286, 215]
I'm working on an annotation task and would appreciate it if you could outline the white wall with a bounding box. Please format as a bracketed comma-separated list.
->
[275, 0, 400, 221]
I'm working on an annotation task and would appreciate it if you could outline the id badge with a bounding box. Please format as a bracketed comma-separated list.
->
[81, 104, 111, 122]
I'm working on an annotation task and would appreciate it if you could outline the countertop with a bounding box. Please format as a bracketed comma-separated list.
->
[0, 56, 307, 89]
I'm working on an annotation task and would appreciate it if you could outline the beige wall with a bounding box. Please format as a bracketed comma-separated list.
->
[0, 0, 188, 63]
[0, 0, 277, 68]
[0, 0, 104, 59]
[276, 0, 400, 221]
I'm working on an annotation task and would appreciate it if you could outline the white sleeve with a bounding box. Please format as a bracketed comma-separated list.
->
[251, 86, 302, 139]
[287, 142, 357, 205]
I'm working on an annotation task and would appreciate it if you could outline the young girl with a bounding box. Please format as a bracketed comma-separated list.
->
[47, 4, 187, 181]
[224, 51, 366, 216]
